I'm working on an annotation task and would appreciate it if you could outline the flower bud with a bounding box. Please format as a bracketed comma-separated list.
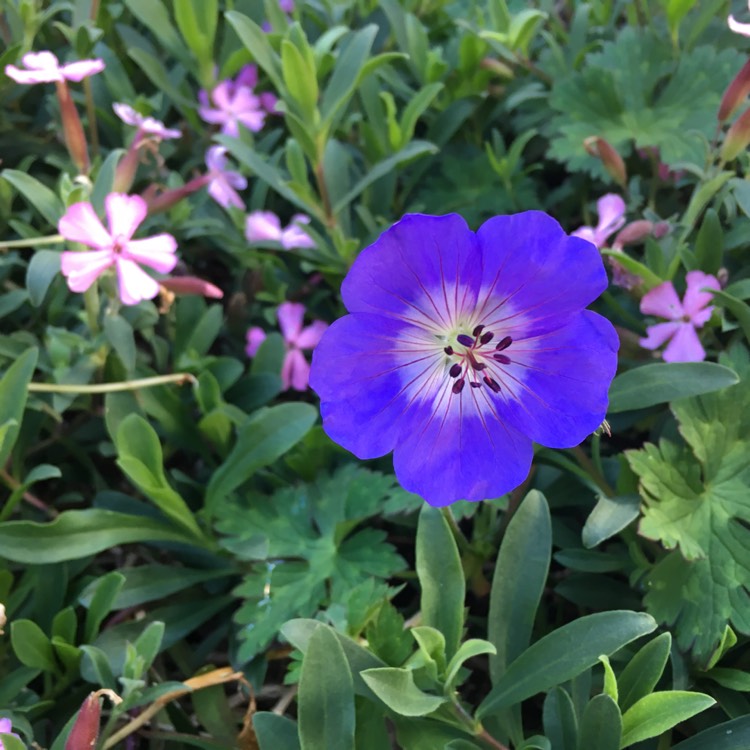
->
[613, 220, 654, 248]
[584, 136, 627, 188]
[721, 107, 750, 162]
[112, 143, 141, 193]
[65, 694, 101, 750]
[145, 175, 210, 214]
[479, 57, 514, 79]
[719, 58, 750, 122]
[55, 81, 90, 174]
[161, 276, 224, 299]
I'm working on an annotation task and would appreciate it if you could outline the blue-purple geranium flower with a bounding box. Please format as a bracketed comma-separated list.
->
[309, 212, 619, 506]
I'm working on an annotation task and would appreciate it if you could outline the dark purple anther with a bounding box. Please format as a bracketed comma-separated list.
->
[472, 324, 485, 336]
[494, 353, 511, 365]
[495, 336, 512, 351]
[449, 363, 462, 378]
[480, 331, 494, 345]
[444, 346, 454, 355]
[473, 362, 487, 371]
[457, 334, 474, 347]
[470, 381, 482, 388]
[452, 379, 465, 394]
[484, 376, 501, 393]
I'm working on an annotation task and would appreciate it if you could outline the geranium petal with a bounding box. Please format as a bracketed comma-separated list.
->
[682, 270, 720, 325]
[476, 211, 608, 336]
[282, 349, 310, 391]
[245, 211, 283, 242]
[116, 258, 160, 305]
[246, 327, 267, 357]
[640, 321, 681, 350]
[341, 213, 481, 331]
[60, 249, 114, 292]
[640, 280, 683, 320]
[59, 202, 112, 248]
[493, 311, 620, 448]
[595, 194, 626, 238]
[662, 323, 706, 362]
[123, 235, 178, 273]
[392, 395, 533, 506]
[277, 302, 305, 343]
[60, 58, 105, 81]
[105, 193, 147, 241]
[295, 321, 328, 349]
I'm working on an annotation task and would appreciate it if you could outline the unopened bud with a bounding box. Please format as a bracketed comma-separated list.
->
[161, 276, 223, 299]
[719, 58, 750, 122]
[584, 136, 627, 188]
[55, 81, 90, 175]
[112, 143, 141, 193]
[613, 220, 654, 248]
[479, 57, 514, 79]
[0, 603, 5, 635]
[721, 107, 750, 162]
[652, 221, 670, 239]
[65, 690, 121, 750]
[145, 174, 210, 214]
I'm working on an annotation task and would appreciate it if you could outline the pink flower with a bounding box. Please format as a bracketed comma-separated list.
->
[245, 211, 316, 250]
[113, 103, 181, 140]
[5, 50, 104, 84]
[0, 717, 20, 749]
[571, 194, 626, 249]
[246, 302, 328, 391]
[205, 146, 247, 209]
[198, 65, 276, 137]
[59, 193, 178, 306]
[639, 271, 721, 362]
[730, 1, 750, 35]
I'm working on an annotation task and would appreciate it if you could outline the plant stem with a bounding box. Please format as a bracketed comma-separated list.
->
[83, 77, 99, 158]
[451, 698, 510, 750]
[27, 373, 197, 394]
[0, 468, 58, 519]
[314, 161, 335, 228]
[570, 444, 615, 498]
[440, 506, 471, 553]
[0, 235, 64, 250]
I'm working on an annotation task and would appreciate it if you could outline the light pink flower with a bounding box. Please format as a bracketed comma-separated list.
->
[59, 193, 178, 306]
[0, 717, 20, 748]
[5, 50, 104, 84]
[245, 211, 316, 250]
[205, 146, 247, 209]
[639, 270, 721, 362]
[246, 302, 328, 391]
[572, 194, 626, 249]
[113, 103, 181, 140]
[730, 1, 750, 35]
[198, 65, 276, 137]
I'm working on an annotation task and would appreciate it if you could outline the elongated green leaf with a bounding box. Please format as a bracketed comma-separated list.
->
[608, 362, 739, 413]
[0, 347, 37, 467]
[253, 713, 300, 750]
[617, 632, 671, 712]
[26, 250, 61, 307]
[682, 172, 733, 230]
[361, 668, 447, 716]
[115, 414, 204, 538]
[10, 619, 57, 671]
[224, 11, 284, 91]
[1, 170, 64, 226]
[620, 691, 715, 747]
[84, 571, 125, 643]
[282, 39, 319, 122]
[543, 687, 577, 750]
[298, 626, 355, 750]
[577, 695, 621, 750]
[0, 509, 201, 563]
[672, 716, 750, 750]
[445, 639, 497, 691]
[489, 490, 551, 682]
[600, 249, 663, 290]
[126, 48, 194, 108]
[416, 506, 464, 660]
[712, 289, 750, 342]
[478, 611, 657, 718]
[205, 403, 317, 514]
[582, 494, 640, 549]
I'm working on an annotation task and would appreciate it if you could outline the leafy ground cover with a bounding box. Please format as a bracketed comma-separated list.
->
[2, 0, 750, 748]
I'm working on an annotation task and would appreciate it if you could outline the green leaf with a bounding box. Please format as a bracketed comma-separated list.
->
[672, 716, 750, 750]
[115, 414, 204, 539]
[444, 639, 497, 692]
[103, 315, 136, 372]
[694, 208, 722, 275]
[205, 402, 317, 514]
[627, 372, 750, 661]
[416, 506, 465, 660]
[706, 667, 750, 691]
[84, 571, 125, 643]
[682, 172, 734, 231]
[608, 362, 739, 413]
[489, 490, 551, 682]
[224, 11, 284, 92]
[620, 691, 715, 747]
[11, 619, 57, 672]
[711, 289, 750, 342]
[599, 655, 618, 703]
[577, 694, 621, 750]
[298, 626, 355, 750]
[0, 347, 37, 468]
[26, 250, 61, 307]
[1, 169, 64, 226]
[477, 611, 657, 717]
[253, 713, 301, 750]
[582, 494, 640, 548]
[133, 621, 165, 673]
[0, 509, 202, 563]
[126, 48, 194, 109]
[282, 39, 319, 123]
[617, 632, 671, 712]
[173, 0, 217, 65]
[543, 687, 578, 750]
[361, 668, 447, 716]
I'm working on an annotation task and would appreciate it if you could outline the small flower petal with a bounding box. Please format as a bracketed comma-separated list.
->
[59, 202, 112, 248]
[277, 302, 305, 344]
[594, 193, 626, 241]
[639, 321, 682, 350]
[245, 211, 283, 242]
[682, 270, 720, 326]
[280, 221, 316, 249]
[295, 320, 328, 349]
[61, 249, 115, 292]
[124, 235, 178, 273]
[115, 258, 160, 305]
[246, 327, 267, 357]
[104, 193, 148, 241]
[640, 281, 684, 320]
[281, 348, 311, 391]
[59, 58, 105, 82]
[662, 322, 706, 362]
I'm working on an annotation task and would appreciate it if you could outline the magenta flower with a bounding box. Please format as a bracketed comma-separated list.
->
[639, 271, 721, 363]
[246, 302, 328, 391]
[113, 103, 181, 140]
[59, 193, 178, 306]
[245, 211, 316, 249]
[205, 146, 247, 209]
[730, 1, 750, 35]
[0, 718, 20, 749]
[5, 50, 104, 84]
[572, 194, 626, 249]
[309, 213, 619, 506]
[198, 65, 276, 137]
